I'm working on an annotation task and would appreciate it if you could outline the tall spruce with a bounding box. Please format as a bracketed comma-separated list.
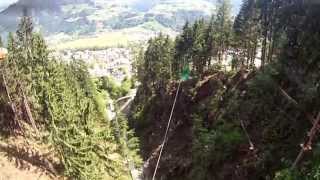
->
[191, 19, 206, 75]
[143, 33, 173, 94]
[203, 15, 217, 67]
[233, 0, 259, 69]
[215, 0, 233, 63]
[173, 22, 194, 78]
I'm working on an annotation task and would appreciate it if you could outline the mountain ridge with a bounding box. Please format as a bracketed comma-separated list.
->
[0, 0, 241, 48]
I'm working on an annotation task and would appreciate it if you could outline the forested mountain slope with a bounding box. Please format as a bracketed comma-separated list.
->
[0, 15, 142, 179]
[0, 0, 240, 47]
[0, 0, 320, 179]
[0, 0, 213, 34]
[129, 0, 320, 179]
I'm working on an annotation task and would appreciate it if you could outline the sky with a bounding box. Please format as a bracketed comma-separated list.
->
[0, 0, 18, 11]
[0, 0, 17, 7]
[0, 0, 242, 13]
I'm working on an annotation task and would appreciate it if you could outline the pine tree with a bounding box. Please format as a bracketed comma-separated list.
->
[14, 15, 34, 93]
[233, 0, 260, 69]
[259, 0, 283, 64]
[133, 48, 145, 85]
[173, 22, 194, 78]
[203, 15, 217, 68]
[215, 0, 233, 63]
[191, 19, 206, 75]
[1, 15, 142, 179]
[29, 33, 50, 125]
[143, 33, 173, 94]
[174, 19, 210, 77]
[16, 15, 33, 51]
[2, 31, 29, 133]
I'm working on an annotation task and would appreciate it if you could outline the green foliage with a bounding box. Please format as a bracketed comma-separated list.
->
[129, 93, 154, 133]
[132, 48, 145, 85]
[36, 59, 128, 179]
[248, 65, 279, 95]
[136, 11, 234, 94]
[173, 22, 194, 77]
[93, 87, 109, 120]
[274, 169, 301, 180]
[214, 0, 233, 62]
[233, 0, 260, 68]
[132, 1, 320, 180]
[143, 33, 174, 93]
[173, 1, 233, 77]
[0, 16, 142, 180]
[114, 114, 143, 167]
[191, 113, 244, 179]
[98, 76, 132, 100]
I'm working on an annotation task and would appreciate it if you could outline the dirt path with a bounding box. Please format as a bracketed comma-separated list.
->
[0, 152, 55, 180]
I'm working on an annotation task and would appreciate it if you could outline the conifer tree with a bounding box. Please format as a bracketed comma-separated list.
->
[1, 15, 142, 179]
[143, 33, 173, 93]
[191, 19, 206, 75]
[14, 14, 34, 94]
[215, 0, 233, 63]
[233, 0, 261, 69]
[203, 15, 217, 67]
[173, 22, 193, 78]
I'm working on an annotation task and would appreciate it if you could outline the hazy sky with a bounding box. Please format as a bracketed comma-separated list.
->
[0, 0, 17, 7]
[0, 0, 18, 11]
[0, 0, 242, 13]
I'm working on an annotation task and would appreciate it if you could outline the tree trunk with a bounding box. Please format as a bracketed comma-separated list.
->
[261, 31, 268, 68]
[2, 74, 21, 132]
[267, 1, 274, 63]
[268, 37, 275, 63]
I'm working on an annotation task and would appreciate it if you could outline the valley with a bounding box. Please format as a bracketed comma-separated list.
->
[0, 0, 225, 48]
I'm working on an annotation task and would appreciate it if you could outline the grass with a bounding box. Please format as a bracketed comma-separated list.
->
[53, 25, 169, 50]
[51, 20, 176, 50]
[55, 31, 131, 50]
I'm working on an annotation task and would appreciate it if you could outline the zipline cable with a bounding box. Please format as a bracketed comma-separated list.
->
[152, 81, 182, 180]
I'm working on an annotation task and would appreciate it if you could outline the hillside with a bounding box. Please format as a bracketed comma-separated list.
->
[127, 1, 320, 179]
[0, 0, 240, 48]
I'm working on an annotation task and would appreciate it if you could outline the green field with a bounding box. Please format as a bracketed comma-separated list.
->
[54, 32, 131, 50]
[51, 20, 176, 50]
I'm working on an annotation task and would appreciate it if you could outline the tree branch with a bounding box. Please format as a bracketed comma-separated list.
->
[291, 111, 320, 169]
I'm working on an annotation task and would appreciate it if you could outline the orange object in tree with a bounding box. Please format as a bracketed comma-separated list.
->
[0, 48, 8, 60]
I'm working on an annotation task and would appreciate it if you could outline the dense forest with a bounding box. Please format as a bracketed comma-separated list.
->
[130, 0, 320, 179]
[0, 0, 320, 180]
[0, 15, 141, 180]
